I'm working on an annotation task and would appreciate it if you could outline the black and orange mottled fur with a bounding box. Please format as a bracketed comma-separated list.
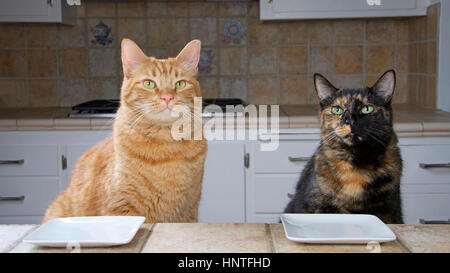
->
[285, 70, 403, 224]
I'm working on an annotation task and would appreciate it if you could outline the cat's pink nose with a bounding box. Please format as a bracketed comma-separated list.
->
[161, 94, 174, 105]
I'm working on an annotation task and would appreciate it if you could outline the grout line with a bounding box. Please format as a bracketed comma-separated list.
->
[264, 224, 276, 253]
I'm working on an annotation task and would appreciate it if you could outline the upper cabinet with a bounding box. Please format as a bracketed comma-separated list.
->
[0, 0, 77, 25]
[260, 0, 429, 21]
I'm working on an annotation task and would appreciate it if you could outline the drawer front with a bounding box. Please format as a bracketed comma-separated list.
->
[0, 145, 59, 176]
[253, 140, 318, 173]
[250, 175, 298, 216]
[0, 177, 59, 216]
[400, 145, 450, 184]
[402, 193, 450, 224]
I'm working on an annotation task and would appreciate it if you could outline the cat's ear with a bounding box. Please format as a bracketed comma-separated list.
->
[176, 40, 201, 75]
[372, 69, 396, 102]
[314, 73, 338, 101]
[121, 38, 148, 78]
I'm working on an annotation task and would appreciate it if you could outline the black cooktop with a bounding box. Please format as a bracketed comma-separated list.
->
[69, 98, 245, 118]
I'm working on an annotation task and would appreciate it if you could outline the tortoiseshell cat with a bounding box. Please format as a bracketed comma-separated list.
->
[285, 70, 403, 224]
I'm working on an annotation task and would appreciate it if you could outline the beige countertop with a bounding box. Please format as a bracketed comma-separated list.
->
[2, 223, 449, 253]
[0, 104, 450, 136]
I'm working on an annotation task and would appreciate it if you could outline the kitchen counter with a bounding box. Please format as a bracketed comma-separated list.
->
[1, 223, 449, 253]
[0, 104, 450, 136]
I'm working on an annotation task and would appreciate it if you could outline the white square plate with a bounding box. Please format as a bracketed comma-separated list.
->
[280, 214, 396, 244]
[23, 216, 146, 247]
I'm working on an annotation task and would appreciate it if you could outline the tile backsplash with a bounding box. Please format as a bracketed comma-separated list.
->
[0, 0, 440, 108]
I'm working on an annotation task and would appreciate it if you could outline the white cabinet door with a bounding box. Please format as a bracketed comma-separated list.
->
[0, 145, 59, 177]
[260, 0, 427, 20]
[64, 138, 247, 223]
[198, 141, 246, 222]
[0, 0, 76, 24]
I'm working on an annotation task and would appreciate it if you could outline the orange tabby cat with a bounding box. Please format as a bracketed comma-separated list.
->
[43, 39, 207, 223]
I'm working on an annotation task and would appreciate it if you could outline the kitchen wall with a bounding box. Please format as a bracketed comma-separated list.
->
[0, 0, 440, 108]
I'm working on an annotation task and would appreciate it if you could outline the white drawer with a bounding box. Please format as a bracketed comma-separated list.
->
[402, 193, 450, 224]
[400, 145, 450, 184]
[0, 145, 59, 176]
[0, 177, 59, 216]
[251, 175, 298, 214]
[253, 140, 318, 173]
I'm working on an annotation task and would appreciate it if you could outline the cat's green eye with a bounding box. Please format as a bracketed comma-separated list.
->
[175, 80, 186, 90]
[361, 105, 374, 114]
[331, 106, 344, 115]
[143, 80, 156, 89]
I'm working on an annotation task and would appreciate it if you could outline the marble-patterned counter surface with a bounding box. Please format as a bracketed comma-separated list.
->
[2, 223, 449, 253]
[0, 105, 450, 136]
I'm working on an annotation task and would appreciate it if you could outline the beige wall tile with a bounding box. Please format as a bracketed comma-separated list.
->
[58, 78, 88, 107]
[147, 47, 168, 59]
[190, 18, 217, 46]
[407, 74, 418, 104]
[395, 19, 409, 43]
[395, 45, 409, 73]
[88, 48, 117, 77]
[26, 24, 57, 48]
[248, 77, 278, 104]
[86, 2, 116, 17]
[279, 21, 307, 45]
[335, 46, 363, 74]
[147, 18, 167, 47]
[249, 47, 277, 75]
[308, 21, 333, 45]
[365, 45, 394, 74]
[427, 4, 439, 40]
[88, 77, 119, 100]
[334, 20, 364, 44]
[59, 49, 87, 77]
[333, 74, 364, 89]
[248, 1, 259, 17]
[118, 18, 146, 48]
[279, 47, 307, 74]
[166, 18, 189, 46]
[29, 79, 58, 107]
[416, 75, 427, 106]
[309, 46, 333, 75]
[188, 2, 217, 17]
[76, 2, 86, 18]
[427, 41, 437, 75]
[198, 77, 218, 98]
[0, 24, 25, 48]
[117, 2, 146, 18]
[167, 1, 188, 17]
[147, 2, 167, 17]
[57, 19, 86, 48]
[249, 18, 278, 46]
[280, 76, 308, 104]
[0, 80, 28, 107]
[392, 73, 408, 104]
[0, 50, 27, 77]
[219, 77, 247, 102]
[426, 76, 437, 108]
[219, 2, 247, 16]
[28, 50, 57, 77]
[220, 47, 247, 75]
[417, 43, 427, 74]
[366, 19, 395, 44]
[408, 43, 418, 73]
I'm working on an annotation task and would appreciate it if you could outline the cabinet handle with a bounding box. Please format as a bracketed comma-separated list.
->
[0, 196, 25, 201]
[288, 156, 310, 162]
[419, 218, 450, 224]
[419, 163, 450, 169]
[0, 159, 24, 165]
